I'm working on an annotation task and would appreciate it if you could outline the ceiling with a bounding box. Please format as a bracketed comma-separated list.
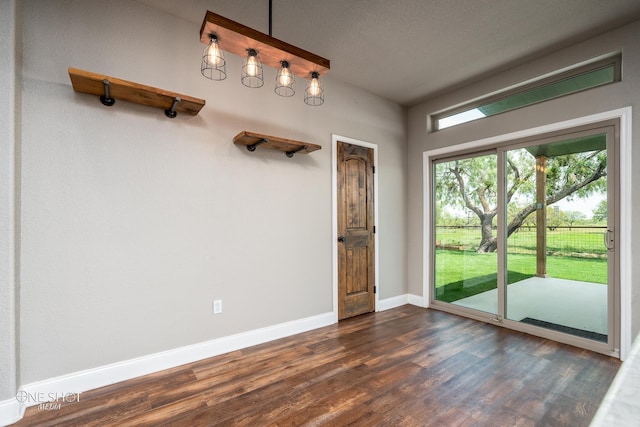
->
[136, 0, 640, 106]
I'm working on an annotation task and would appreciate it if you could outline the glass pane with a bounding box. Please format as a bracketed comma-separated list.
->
[436, 60, 618, 130]
[477, 66, 614, 116]
[505, 135, 608, 342]
[433, 154, 498, 314]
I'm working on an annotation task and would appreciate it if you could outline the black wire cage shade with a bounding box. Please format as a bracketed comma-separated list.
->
[241, 48, 264, 88]
[275, 60, 295, 97]
[201, 34, 226, 81]
[304, 71, 324, 106]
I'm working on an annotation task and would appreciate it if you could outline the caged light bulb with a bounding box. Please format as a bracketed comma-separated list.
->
[241, 49, 263, 88]
[304, 71, 324, 106]
[201, 34, 226, 81]
[275, 61, 295, 97]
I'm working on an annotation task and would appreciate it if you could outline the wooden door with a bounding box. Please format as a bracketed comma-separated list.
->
[337, 141, 375, 320]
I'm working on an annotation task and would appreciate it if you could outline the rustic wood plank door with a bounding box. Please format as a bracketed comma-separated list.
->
[337, 141, 375, 320]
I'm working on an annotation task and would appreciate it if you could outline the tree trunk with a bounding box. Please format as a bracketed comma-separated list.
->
[476, 214, 497, 253]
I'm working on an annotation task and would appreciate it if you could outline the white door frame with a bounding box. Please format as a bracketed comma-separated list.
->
[332, 134, 379, 321]
[423, 107, 633, 360]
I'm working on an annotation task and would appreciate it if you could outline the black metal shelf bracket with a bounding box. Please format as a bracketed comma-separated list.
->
[99, 79, 115, 106]
[247, 138, 269, 152]
[286, 145, 307, 158]
[164, 96, 181, 118]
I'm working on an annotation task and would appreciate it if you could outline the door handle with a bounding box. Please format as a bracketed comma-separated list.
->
[338, 236, 345, 243]
[603, 230, 614, 250]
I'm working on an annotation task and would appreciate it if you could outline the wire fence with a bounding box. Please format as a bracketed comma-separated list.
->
[435, 225, 607, 258]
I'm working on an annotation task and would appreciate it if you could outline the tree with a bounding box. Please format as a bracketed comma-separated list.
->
[546, 206, 565, 231]
[564, 210, 586, 230]
[435, 148, 607, 252]
[435, 155, 500, 252]
[592, 200, 607, 223]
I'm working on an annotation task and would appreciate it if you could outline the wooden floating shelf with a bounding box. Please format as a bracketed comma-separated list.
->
[68, 67, 206, 118]
[200, 11, 330, 79]
[233, 131, 321, 158]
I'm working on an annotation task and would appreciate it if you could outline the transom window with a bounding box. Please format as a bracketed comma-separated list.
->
[432, 53, 621, 131]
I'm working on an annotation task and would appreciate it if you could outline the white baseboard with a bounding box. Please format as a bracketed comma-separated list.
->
[407, 294, 424, 307]
[378, 294, 424, 311]
[1, 311, 335, 426]
[377, 294, 408, 311]
[0, 398, 21, 427]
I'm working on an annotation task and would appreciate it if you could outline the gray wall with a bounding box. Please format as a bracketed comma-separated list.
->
[0, 0, 21, 402]
[407, 20, 640, 338]
[9, 0, 408, 387]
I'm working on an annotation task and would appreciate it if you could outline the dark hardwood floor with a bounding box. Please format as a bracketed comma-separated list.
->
[12, 305, 621, 426]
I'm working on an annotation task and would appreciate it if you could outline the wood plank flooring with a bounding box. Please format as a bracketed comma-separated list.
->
[11, 305, 621, 426]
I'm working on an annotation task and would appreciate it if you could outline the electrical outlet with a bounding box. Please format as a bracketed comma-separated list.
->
[213, 299, 223, 314]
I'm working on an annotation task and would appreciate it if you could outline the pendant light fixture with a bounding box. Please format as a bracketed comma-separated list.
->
[199, 2, 330, 106]
[304, 71, 324, 106]
[241, 49, 264, 88]
[201, 34, 226, 81]
[275, 60, 295, 96]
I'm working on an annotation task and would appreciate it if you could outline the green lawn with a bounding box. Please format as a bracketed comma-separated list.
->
[434, 249, 607, 303]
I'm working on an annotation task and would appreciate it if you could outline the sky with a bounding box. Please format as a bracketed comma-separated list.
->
[553, 194, 605, 217]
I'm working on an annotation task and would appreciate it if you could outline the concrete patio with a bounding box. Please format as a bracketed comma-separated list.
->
[454, 276, 608, 335]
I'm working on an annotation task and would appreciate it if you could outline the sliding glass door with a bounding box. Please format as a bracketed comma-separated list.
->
[431, 123, 618, 354]
[504, 128, 615, 344]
